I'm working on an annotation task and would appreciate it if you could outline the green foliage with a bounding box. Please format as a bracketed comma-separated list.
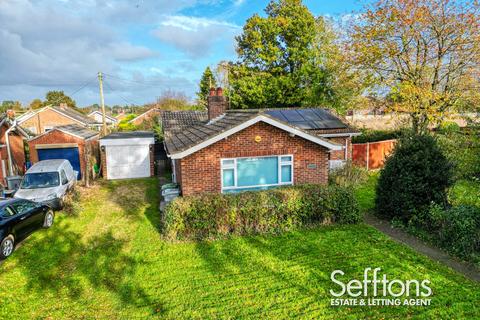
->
[43, 90, 76, 108]
[1, 100, 22, 112]
[117, 114, 138, 131]
[229, 1, 356, 110]
[375, 134, 453, 221]
[352, 129, 403, 143]
[29, 98, 43, 110]
[197, 67, 216, 107]
[163, 184, 360, 240]
[408, 204, 480, 263]
[437, 126, 480, 180]
[329, 161, 369, 188]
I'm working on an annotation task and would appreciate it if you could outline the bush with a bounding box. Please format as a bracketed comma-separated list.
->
[163, 184, 360, 240]
[352, 129, 403, 143]
[409, 204, 480, 263]
[375, 134, 453, 221]
[437, 126, 480, 180]
[329, 161, 369, 188]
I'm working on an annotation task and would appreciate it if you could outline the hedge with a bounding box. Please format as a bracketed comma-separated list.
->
[163, 184, 360, 240]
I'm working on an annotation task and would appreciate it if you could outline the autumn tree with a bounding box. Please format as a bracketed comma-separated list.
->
[349, 0, 480, 134]
[197, 67, 217, 107]
[29, 99, 43, 110]
[43, 90, 77, 108]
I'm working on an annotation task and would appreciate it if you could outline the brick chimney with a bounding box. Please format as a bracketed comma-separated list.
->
[6, 109, 15, 120]
[207, 87, 227, 120]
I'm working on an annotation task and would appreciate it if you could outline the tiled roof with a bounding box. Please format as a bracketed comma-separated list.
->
[161, 110, 208, 132]
[55, 124, 99, 139]
[163, 108, 356, 156]
[51, 106, 97, 125]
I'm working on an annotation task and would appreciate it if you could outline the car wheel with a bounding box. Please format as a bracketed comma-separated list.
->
[43, 210, 55, 228]
[0, 235, 15, 259]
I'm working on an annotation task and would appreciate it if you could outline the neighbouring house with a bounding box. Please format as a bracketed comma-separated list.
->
[129, 108, 161, 126]
[115, 112, 128, 122]
[0, 114, 31, 185]
[17, 103, 99, 134]
[88, 110, 119, 127]
[162, 87, 359, 196]
[28, 124, 100, 180]
[99, 132, 155, 180]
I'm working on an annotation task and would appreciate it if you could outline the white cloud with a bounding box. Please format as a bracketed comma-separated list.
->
[152, 15, 240, 57]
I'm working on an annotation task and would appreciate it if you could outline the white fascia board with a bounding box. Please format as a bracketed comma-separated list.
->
[169, 115, 342, 159]
[99, 137, 155, 146]
[318, 132, 362, 138]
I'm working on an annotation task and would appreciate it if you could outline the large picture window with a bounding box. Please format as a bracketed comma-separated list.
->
[221, 155, 293, 193]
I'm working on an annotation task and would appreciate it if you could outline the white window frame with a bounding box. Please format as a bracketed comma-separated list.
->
[220, 154, 294, 193]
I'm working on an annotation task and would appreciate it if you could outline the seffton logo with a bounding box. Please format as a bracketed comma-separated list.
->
[329, 268, 432, 307]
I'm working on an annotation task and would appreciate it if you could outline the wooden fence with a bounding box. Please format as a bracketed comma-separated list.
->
[352, 139, 397, 170]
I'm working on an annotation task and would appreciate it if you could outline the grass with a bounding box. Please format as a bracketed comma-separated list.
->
[449, 179, 480, 207]
[0, 178, 479, 319]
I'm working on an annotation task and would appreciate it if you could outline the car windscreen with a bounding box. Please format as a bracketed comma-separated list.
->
[20, 172, 60, 189]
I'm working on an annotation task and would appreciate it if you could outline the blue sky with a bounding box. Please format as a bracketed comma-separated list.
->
[0, 0, 366, 107]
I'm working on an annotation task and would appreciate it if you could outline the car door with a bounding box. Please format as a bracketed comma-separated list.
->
[59, 169, 70, 196]
[9, 200, 41, 238]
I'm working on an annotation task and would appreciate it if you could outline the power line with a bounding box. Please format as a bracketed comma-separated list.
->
[102, 73, 162, 87]
[103, 80, 142, 106]
[42, 76, 97, 108]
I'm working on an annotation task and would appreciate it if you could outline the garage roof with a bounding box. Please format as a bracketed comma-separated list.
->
[99, 131, 154, 139]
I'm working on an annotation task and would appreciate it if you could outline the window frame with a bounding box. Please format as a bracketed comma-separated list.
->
[220, 154, 294, 193]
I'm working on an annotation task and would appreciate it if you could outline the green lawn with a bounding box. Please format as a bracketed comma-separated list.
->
[0, 178, 479, 319]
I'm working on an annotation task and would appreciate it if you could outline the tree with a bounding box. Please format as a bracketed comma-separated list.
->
[349, 0, 480, 134]
[29, 99, 43, 110]
[375, 134, 453, 222]
[197, 67, 216, 107]
[230, 0, 329, 109]
[43, 91, 76, 108]
[1, 100, 22, 112]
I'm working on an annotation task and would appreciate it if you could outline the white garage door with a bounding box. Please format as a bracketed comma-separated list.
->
[106, 145, 150, 179]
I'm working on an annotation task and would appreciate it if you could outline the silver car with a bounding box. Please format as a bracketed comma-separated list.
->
[14, 159, 77, 210]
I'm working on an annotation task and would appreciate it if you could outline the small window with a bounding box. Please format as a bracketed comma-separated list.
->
[44, 126, 53, 132]
[222, 169, 235, 187]
[60, 170, 68, 185]
[281, 165, 292, 183]
[10, 200, 36, 215]
[281, 156, 292, 163]
[2, 206, 16, 217]
[222, 159, 235, 167]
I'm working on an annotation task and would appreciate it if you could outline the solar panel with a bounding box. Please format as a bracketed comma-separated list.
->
[266, 108, 347, 129]
[265, 110, 288, 122]
[280, 110, 304, 122]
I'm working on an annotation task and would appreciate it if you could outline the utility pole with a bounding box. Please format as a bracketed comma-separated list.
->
[98, 72, 107, 136]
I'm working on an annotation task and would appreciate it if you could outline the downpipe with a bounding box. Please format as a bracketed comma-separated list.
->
[5, 119, 16, 177]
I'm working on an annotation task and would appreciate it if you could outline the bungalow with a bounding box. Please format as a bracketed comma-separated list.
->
[87, 110, 119, 126]
[162, 87, 359, 196]
[17, 103, 98, 134]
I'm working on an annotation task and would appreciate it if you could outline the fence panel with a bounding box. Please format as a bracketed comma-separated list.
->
[352, 139, 397, 170]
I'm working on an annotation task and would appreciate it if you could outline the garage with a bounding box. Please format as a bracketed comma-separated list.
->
[28, 124, 100, 182]
[37, 146, 81, 179]
[99, 131, 155, 180]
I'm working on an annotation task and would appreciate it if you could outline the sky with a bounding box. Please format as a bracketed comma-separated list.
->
[0, 0, 367, 107]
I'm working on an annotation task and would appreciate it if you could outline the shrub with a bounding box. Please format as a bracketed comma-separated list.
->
[437, 126, 480, 180]
[375, 134, 453, 221]
[352, 129, 403, 143]
[329, 161, 369, 188]
[163, 184, 360, 240]
[409, 204, 480, 262]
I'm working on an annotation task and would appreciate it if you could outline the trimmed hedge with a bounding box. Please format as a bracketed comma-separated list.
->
[163, 184, 360, 240]
[352, 129, 403, 144]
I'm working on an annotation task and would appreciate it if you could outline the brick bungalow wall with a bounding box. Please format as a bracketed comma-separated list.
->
[177, 121, 330, 196]
[28, 130, 98, 180]
[100, 146, 155, 178]
[21, 108, 85, 134]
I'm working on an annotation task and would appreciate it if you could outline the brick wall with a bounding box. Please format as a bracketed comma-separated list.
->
[178, 122, 330, 196]
[328, 137, 352, 161]
[21, 108, 84, 134]
[0, 125, 26, 184]
[28, 130, 96, 180]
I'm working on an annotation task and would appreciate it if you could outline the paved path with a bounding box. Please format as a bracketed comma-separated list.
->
[365, 214, 480, 282]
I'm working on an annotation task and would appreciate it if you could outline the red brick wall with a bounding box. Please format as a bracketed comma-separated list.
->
[178, 122, 330, 196]
[21, 108, 84, 134]
[28, 130, 98, 180]
[328, 137, 352, 161]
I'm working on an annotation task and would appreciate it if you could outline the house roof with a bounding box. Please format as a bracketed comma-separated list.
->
[161, 110, 208, 131]
[99, 131, 154, 140]
[88, 110, 119, 123]
[28, 124, 99, 141]
[128, 108, 161, 123]
[17, 106, 96, 126]
[164, 110, 344, 159]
